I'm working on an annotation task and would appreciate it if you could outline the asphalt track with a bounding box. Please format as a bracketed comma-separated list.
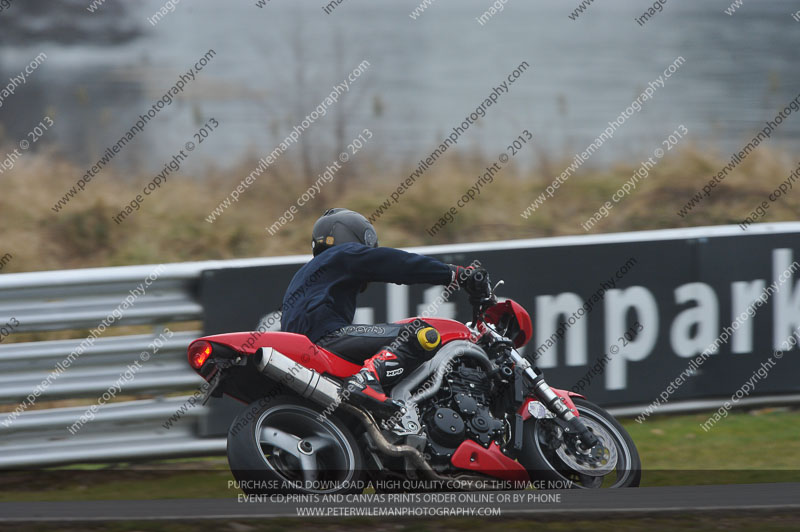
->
[1, 483, 798, 522]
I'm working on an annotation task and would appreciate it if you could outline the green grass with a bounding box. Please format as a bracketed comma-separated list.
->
[621, 406, 800, 486]
[1, 406, 798, 502]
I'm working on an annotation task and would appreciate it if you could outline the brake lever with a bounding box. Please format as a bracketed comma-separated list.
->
[469, 273, 500, 326]
[471, 295, 497, 326]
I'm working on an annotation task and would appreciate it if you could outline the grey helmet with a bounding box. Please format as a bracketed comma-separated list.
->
[311, 208, 378, 256]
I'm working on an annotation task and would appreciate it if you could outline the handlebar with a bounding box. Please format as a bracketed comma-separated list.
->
[470, 271, 497, 326]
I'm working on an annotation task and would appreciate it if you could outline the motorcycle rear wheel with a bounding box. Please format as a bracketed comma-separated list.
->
[227, 394, 365, 494]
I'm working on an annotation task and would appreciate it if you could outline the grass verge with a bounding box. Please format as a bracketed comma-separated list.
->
[1, 406, 798, 502]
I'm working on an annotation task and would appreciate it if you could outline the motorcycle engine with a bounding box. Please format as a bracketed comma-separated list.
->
[422, 362, 505, 460]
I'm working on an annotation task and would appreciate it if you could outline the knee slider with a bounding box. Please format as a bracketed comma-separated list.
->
[417, 327, 441, 351]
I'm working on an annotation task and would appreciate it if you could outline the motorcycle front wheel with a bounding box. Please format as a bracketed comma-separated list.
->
[518, 398, 641, 488]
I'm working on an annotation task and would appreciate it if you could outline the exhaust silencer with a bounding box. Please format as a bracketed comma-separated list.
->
[256, 347, 342, 406]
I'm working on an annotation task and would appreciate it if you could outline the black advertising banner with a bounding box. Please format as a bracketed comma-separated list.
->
[201, 225, 800, 410]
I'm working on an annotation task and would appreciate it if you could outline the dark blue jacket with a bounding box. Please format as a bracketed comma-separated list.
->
[280, 243, 452, 342]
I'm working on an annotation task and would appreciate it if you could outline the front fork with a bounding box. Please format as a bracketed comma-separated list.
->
[509, 350, 599, 450]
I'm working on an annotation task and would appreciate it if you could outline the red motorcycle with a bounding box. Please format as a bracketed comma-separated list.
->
[187, 279, 641, 493]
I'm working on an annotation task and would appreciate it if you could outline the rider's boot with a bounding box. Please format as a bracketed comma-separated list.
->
[341, 350, 404, 418]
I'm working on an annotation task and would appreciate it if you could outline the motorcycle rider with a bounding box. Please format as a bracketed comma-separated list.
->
[280, 208, 491, 417]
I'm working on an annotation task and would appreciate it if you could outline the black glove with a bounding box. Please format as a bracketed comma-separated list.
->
[449, 265, 492, 300]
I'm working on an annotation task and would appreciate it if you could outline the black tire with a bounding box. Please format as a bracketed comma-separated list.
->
[227, 394, 365, 495]
[519, 398, 641, 488]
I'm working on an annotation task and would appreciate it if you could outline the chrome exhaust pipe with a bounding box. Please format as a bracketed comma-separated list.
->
[256, 347, 341, 406]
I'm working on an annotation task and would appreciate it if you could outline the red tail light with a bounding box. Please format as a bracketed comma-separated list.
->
[188, 340, 213, 369]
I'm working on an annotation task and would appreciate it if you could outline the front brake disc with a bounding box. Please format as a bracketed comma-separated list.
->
[554, 416, 618, 477]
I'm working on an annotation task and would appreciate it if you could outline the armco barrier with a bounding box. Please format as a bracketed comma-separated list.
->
[0, 257, 306, 468]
